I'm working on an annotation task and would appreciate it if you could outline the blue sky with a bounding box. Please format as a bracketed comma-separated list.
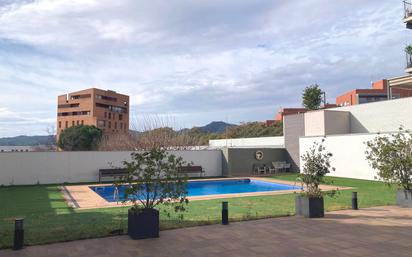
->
[0, 0, 408, 137]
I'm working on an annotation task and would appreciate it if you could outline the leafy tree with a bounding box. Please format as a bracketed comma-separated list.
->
[302, 84, 323, 110]
[117, 149, 189, 217]
[298, 139, 335, 197]
[365, 127, 412, 190]
[406, 45, 412, 55]
[57, 125, 102, 151]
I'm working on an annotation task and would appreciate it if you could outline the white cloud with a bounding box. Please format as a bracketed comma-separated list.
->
[0, 0, 408, 137]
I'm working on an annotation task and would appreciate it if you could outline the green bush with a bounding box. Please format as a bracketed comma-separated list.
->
[365, 127, 412, 190]
[57, 125, 102, 151]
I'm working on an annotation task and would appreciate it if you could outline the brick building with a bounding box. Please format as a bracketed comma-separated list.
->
[274, 104, 337, 122]
[274, 108, 307, 122]
[57, 88, 129, 139]
[336, 79, 412, 106]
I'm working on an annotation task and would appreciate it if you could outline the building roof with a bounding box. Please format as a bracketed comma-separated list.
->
[388, 74, 412, 88]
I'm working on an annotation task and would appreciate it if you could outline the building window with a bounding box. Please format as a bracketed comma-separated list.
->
[113, 113, 116, 120]
[104, 112, 107, 118]
[120, 122, 123, 129]
[108, 121, 111, 129]
[96, 94, 117, 101]
[97, 120, 106, 128]
[72, 121, 75, 127]
[77, 120, 79, 125]
[115, 122, 117, 129]
[57, 111, 90, 116]
[59, 121, 61, 128]
[81, 120, 84, 125]
[58, 103, 80, 108]
[96, 103, 127, 113]
[359, 95, 387, 104]
[70, 94, 91, 100]
[119, 114, 123, 121]
[108, 113, 111, 119]
[65, 121, 68, 128]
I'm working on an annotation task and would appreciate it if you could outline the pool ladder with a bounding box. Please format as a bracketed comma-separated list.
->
[114, 186, 119, 202]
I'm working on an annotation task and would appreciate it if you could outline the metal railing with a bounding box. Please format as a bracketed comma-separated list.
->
[404, 1, 412, 19]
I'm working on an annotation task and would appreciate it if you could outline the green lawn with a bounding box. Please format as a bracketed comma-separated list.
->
[0, 175, 396, 248]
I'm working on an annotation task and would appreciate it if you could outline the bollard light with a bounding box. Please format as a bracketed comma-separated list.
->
[352, 192, 358, 210]
[13, 218, 24, 250]
[222, 201, 229, 225]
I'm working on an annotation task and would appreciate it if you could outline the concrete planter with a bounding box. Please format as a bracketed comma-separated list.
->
[128, 208, 159, 239]
[396, 189, 412, 208]
[295, 195, 324, 218]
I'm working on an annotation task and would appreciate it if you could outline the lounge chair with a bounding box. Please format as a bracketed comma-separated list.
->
[283, 163, 291, 172]
[268, 163, 276, 174]
[271, 162, 284, 173]
[253, 164, 267, 175]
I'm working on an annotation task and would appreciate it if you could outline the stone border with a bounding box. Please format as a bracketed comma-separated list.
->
[62, 177, 350, 210]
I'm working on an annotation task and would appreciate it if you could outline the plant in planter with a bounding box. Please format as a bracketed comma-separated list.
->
[296, 139, 335, 218]
[365, 127, 412, 208]
[405, 45, 412, 67]
[405, 45, 412, 55]
[116, 148, 189, 239]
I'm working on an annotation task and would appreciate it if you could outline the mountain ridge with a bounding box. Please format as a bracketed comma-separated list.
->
[0, 121, 235, 146]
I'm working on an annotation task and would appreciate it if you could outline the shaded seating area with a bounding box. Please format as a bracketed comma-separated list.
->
[270, 161, 291, 173]
[98, 168, 128, 182]
[178, 165, 205, 177]
[253, 161, 291, 175]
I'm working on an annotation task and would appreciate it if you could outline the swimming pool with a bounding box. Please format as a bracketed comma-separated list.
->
[90, 179, 301, 202]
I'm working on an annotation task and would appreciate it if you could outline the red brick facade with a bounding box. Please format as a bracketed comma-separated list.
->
[336, 80, 412, 106]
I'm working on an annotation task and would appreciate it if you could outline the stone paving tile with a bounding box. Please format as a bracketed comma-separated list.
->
[1, 206, 412, 257]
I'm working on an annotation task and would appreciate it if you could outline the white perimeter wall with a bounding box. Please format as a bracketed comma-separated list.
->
[0, 150, 222, 185]
[304, 111, 325, 136]
[209, 136, 284, 148]
[299, 133, 388, 181]
[330, 97, 412, 133]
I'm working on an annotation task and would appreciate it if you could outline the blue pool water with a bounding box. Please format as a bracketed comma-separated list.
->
[91, 179, 301, 202]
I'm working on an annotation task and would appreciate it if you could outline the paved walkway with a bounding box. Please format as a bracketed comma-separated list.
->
[2, 206, 411, 257]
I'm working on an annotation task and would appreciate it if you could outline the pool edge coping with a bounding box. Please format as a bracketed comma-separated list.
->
[62, 177, 351, 210]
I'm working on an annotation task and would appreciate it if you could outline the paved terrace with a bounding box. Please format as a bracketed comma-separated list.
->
[2, 206, 411, 257]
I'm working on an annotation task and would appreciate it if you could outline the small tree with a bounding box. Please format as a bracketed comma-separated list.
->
[118, 148, 189, 216]
[365, 127, 412, 190]
[299, 139, 335, 197]
[302, 84, 323, 110]
[57, 125, 102, 151]
[405, 45, 412, 55]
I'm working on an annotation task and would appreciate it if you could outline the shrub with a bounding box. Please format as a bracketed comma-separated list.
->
[117, 148, 189, 217]
[365, 127, 412, 190]
[57, 125, 102, 151]
[405, 45, 412, 55]
[298, 139, 335, 197]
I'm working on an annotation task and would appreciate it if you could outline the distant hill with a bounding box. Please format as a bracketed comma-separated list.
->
[0, 120, 277, 147]
[196, 121, 235, 133]
[0, 135, 55, 146]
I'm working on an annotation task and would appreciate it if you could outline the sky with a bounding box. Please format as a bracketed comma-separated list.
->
[0, 0, 408, 137]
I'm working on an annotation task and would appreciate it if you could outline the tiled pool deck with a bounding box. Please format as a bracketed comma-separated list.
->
[62, 177, 347, 209]
[1, 206, 411, 257]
